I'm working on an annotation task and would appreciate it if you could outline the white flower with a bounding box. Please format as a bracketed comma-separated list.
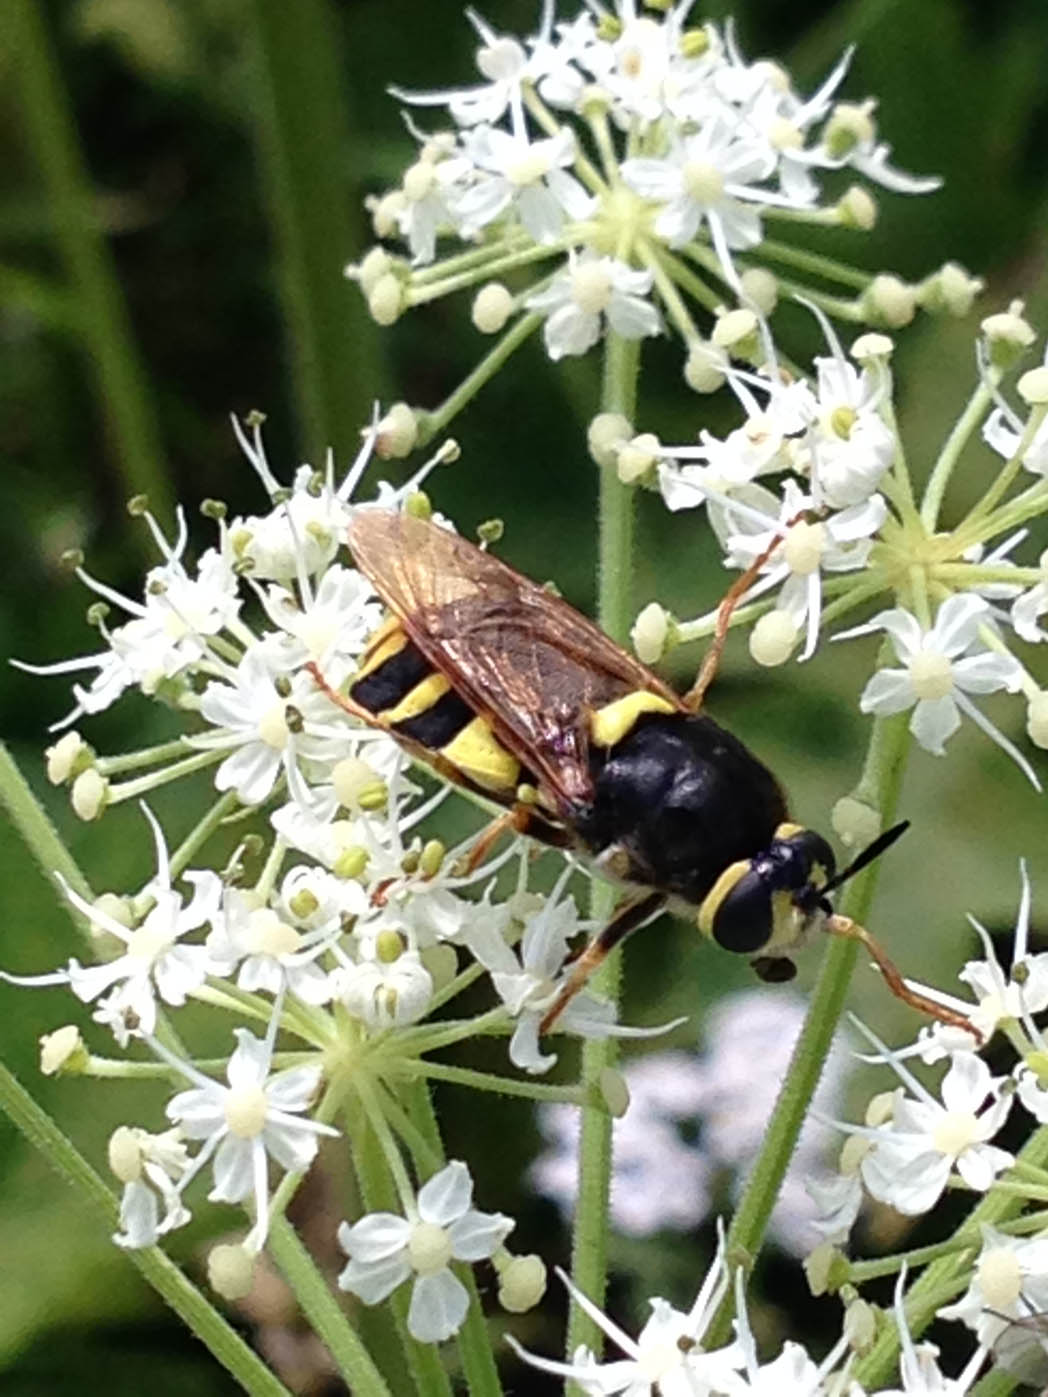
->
[337, 1160, 513, 1343]
[704, 479, 886, 660]
[984, 358, 1048, 478]
[108, 1126, 192, 1249]
[839, 594, 1037, 788]
[836, 1025, 1013, 1216]
[456, 124, 592, 242]
[508, 1243, 745, 1397]
[13, 510, 240, 729]
[334, 946, 433, 1028]
[0, 805, 224, 1045]
[525, 251, 662, 360]
[938, 1227, 1048, 1362]
[466, 878, 673, 1074]
[621, 117, 782, 277]
[806, 348, 895, 508]
[259, 564, 383, 670]
[875, 1265, 989, 1396]
[193, 647, 352, 804]
[160, 1013, 337, 1252]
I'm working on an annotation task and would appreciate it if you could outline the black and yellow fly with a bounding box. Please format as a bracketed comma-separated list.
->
[309, 508, 975, 1040]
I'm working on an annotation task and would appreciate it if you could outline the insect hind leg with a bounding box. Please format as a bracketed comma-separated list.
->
[539, 892, 665, 1035]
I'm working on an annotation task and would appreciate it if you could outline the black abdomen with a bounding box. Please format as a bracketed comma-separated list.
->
[575, 713, 787, 905]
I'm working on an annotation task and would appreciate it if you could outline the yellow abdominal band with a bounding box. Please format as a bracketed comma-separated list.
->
[442, 717, 520, 792]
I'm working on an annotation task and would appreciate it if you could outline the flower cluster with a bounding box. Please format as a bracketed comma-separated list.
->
[4, 419, 672, 1341]
[798, 867, 1048, 1392]
[349, 0, 976, 383]
[627, 310, 1048, 793]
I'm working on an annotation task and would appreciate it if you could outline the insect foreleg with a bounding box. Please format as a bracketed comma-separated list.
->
[539, 891, 666, 1035]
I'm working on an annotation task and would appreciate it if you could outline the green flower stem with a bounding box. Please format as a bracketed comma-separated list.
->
[267, 1216, 394, 1397]
[96, 738, 196, 777]
[402, 1081, 505, 1397]
[566, 331, 640, 1370]
[0, 1060, 292, 1397]
[956, 480, 1048, 553]
[920, 373, 1002, 532]
[410, 233, 533, 285]
[395, 1058, 588, 1105]
[415, 312, 544, 446]
[853, 1125, 1048, 1389]
[192, 981, 329, 1048]
[0, 261, 77, 330]
[409, 240, 565, 305]
[523, 87, 606, 194]
[660, 247, 725, 314]
[108, 749, 225, 803]
[347, 1099, 456, 1397]
[643, 242, 701, 344]
[8, 0, 172, 526]
[388, 1008, 510, 1057]
[706, 710, 913, 1349]
[168, 790, 241, 880]
[246, 0, 380, 463]
[427, 960, 486, 1014]
[766, 277, 862, 322]
[0, 740, 93, 905]
[846, 1207, 1048, 1282]
[372, 1081, 443, 1175]
[753, 240, 872, 292]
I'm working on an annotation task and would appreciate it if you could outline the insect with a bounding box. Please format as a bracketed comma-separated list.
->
[987, 1303, 1048, 1389]
[308, 507, 977, 1040]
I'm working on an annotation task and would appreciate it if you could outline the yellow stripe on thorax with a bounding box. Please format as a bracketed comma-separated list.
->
[441, 716, 520, 792]
[354, 615, 408, 682]
[380, 672, 451, 724]
[590, 691, 676, 748]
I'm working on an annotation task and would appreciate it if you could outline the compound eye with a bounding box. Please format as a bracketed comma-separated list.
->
[711, 867, 772, 953]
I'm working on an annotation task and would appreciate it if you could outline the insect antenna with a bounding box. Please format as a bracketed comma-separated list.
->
[816, 821, 981, 1042]
[820, 820, 911, 898]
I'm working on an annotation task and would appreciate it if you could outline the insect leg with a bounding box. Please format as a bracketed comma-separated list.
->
[825, 912, 983, 1042]
[539, 891, 666, 1035]
[462, 804, 572, 873]
[682, 509, 806, 713]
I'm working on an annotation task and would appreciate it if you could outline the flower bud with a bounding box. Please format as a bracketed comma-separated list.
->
[863, 274, 915, 329]
[839, 1134, 871, 1176]
[981, 301, 1036, 368]
[599, 1066, 630, 1118]
[355, 246, 393, 295]
[208, 1242, 258, 1300]
[865, 1090, 896, 1128]
[71, 768, 108, 821]
[375, 402, 419, 459]
[740, 267, 778, 316]
[368, 273, 405, 326]
[472, 282, 514, 334]
[587, 412, 631, 469]
[333, 757, 382, 808]
[803, 1242, 848, 1296]
[420, 839, 446, 878]
[684, 340, 728, 393]
[1018, 367, 1048, 406]
[616, 433, 660, 486]
[40, 1024, 87, 1076]
[108, 1126, 144, 1183]
[844, 1297, 877, 1352]
[836, 185, 877, 230]
[831, 796, 882, 851]
[918, 262, 983, 317]
[45, 731, 91, 785]
[1026, 691, 1048, 749]
[711, 307, 760, 361]
[749, 609, 798, 667]
[370, 190, 406, 239]
[498, 1254, 548, 1313]
[631, 602, 674, 664]
[978, 1247, 1022, 1309]
[376, 929, 406, 963]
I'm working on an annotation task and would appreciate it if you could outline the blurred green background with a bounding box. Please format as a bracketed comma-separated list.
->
[2, 0, 1048, 1391]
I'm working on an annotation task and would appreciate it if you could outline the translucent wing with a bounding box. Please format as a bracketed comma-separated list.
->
[348, 511, 683, 810]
